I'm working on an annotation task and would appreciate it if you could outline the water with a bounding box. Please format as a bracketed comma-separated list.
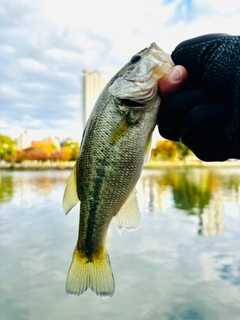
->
[0, 168, 240, 320]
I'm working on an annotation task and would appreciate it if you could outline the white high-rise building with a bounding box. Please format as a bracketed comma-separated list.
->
[82, 70, 107, 127]
[15, 130, 31, 150]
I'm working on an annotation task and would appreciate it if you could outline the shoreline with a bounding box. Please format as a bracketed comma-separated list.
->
[144, 159, 240, 169]
[0, 160, 76, 171]
[1, 159, 240, 171]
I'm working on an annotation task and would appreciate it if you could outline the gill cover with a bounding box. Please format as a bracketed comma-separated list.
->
[108, 42, 173, 104]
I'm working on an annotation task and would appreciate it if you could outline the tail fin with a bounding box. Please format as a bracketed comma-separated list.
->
[65, 246, 115, 297]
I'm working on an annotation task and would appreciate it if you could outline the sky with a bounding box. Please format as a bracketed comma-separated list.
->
[1, 0, 240, 142]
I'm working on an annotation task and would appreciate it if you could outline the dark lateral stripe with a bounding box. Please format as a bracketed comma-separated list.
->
[82, 156, 110, 258]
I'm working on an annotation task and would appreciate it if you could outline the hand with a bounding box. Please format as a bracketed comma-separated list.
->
[158, 34, 240, 161]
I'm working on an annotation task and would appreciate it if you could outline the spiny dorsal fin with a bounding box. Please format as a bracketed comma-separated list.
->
[62, 164, 79, 215]
[114, 189, 140, 232]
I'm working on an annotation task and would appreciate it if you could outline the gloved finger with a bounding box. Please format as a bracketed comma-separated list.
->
[158, 89, 208, 140]
[171, 34, 240, 94]
[179, 102, 230, 161]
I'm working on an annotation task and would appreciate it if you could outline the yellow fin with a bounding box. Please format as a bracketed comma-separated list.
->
[66, 246, 115, 297]
[62, 164, 79, 215]
[114, 189, 140, 232]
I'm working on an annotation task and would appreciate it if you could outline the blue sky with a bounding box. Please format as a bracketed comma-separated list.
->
[0, 0, 240, 141]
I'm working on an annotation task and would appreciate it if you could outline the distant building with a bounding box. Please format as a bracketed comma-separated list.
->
[61, 137, 79, 148]
[82, 70, 106, 127]
[15, 130, 31, 150]
[41, 136, 61, 150]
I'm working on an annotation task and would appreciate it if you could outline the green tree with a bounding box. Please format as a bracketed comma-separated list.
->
[175, 141, 191, 160]
[0, 134, 16, 162]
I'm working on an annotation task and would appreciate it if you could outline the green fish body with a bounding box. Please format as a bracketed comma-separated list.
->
[62, 43, 174, 297]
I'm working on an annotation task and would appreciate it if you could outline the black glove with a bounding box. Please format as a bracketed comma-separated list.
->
[158, 33, 240, 161]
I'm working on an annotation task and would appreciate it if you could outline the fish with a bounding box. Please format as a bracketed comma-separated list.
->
[62, 42, 174, 297]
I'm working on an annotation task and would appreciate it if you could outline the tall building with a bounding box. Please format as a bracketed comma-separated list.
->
[82, 70, 107, 127]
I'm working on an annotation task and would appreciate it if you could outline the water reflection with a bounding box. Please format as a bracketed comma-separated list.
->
[139, 168, 240, 236]
[215, 254, 240, 286]
[0, 172, 14, 203]
[0, 170, 68, 207]
[1, 169, 240, 238]
[0, 168, 240, 320]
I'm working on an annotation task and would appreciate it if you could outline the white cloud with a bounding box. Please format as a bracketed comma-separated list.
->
[22, 82, 49, 90]
[0, 85, 23, 99]
[46, 48, 81, 61]
[0, 44, 16, 54]
[18, 58, 47, 72]
[63, 94, 80, 108]
[0, 120, 8, 129]
[203, 0, 240, 14]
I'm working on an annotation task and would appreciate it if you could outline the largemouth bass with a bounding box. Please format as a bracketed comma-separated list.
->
[62, 42, 174, 297]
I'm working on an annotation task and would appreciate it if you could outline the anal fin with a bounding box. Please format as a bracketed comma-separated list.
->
[114, 189, 140, 232]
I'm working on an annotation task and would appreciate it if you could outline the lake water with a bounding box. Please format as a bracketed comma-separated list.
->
[0, 168, 240, 320]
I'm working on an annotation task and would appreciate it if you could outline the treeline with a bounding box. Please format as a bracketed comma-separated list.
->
[15, 145, 80, 162]
[0, 133, 191, 163]
[0, 134, 80, 163]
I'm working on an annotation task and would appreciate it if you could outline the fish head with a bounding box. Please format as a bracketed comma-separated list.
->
[108, 42, 174, 107]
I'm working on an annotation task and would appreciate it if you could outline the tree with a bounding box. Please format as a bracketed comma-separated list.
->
[34, 141, 56, 154]
[0, 134, 16, 162]
[152, 140, 178, 160]
[50, 150, 70, 161]
[25, 149, 48, 161]
[175, 141, 192, 160]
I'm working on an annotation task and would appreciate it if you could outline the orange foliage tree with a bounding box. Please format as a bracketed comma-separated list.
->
[12, 138, 80, 163]
[34, 141, 56, 154]
[152, 140, 178, 160]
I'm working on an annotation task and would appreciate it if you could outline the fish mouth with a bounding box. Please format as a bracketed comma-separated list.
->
[114, 97, 145, 108]
[120, 99, 145, 107]
[148, 42, 169, 62]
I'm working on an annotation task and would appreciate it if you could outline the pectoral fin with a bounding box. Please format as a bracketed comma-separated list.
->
[62, 164, 79, 215]
[114, 189, 140, 232]
[144, 133, 153, 163]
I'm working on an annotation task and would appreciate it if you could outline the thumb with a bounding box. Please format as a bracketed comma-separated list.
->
[158, 66, 188, 99]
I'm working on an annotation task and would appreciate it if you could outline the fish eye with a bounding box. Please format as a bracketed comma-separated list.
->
[130, 54, 141, 64]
